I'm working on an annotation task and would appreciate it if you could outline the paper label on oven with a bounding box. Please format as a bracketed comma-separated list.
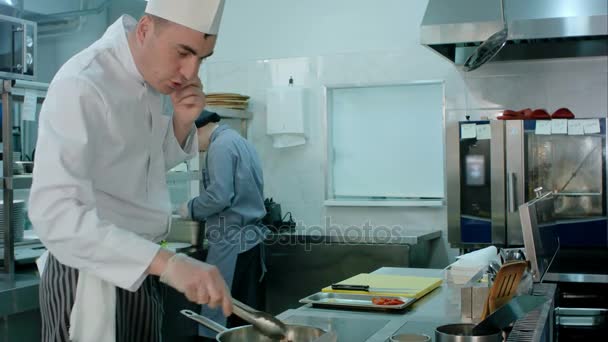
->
[551, 119, 568, 134]
[567, 120, 584, 135]
[476, 124, 491, 140]
[460, 124, 477, 139]
[582, 119, 601, 134]
[535, 121, 552, 135]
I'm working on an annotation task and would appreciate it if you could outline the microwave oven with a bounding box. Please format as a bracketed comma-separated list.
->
[0, 14, 36, 81]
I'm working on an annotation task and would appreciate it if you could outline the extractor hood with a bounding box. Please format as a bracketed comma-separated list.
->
[421, 0, 608, 66]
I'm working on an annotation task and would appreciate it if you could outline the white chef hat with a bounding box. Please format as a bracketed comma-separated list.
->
[145, 0, 225, 35]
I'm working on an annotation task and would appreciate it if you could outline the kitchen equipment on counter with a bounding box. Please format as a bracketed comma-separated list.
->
[473, 295, 547, 334]
[481, 260, 527, 319]
[463, 0, 507, 71]
[323, 273, 442, 298]
[448, 118, 607, 248]
[167, 216, 202, 246]
[232, 298, 287, 340]
[180, 309, 333, 342]
[299, 292, 415, 311]
[435, 323, 502, 342]
[461, 283, 490, 322]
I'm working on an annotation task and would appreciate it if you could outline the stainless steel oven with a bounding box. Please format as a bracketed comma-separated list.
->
[448, 118, 607, 248]
[0, 14, 36, 81]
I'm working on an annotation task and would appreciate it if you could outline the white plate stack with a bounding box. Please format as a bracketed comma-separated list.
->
[0, 200, 25, 243]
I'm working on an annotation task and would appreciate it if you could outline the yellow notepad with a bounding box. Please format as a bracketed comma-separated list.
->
[322, 273, 442, 298]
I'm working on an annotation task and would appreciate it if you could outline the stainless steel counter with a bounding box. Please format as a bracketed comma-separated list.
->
[277, 267, 556, 342]
[264, 231, 442, 315]
[267, 229, 442, 245]
[0, 269, 39, 317]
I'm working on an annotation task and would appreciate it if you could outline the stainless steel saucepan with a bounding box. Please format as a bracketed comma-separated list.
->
[181, 310, 335, 342]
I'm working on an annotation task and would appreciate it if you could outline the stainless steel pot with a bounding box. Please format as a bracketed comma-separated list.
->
[181, 310, 333, 342]
[435, 324, 502, 342]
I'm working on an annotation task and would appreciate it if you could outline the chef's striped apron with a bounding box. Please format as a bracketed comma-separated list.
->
[39, 254, 164, 342]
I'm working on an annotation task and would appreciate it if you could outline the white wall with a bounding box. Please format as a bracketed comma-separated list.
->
[203, 0, 608, 267]
[213, 0, 418, 62]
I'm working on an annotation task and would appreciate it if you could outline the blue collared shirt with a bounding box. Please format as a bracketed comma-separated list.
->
[188, 125, 269, 251]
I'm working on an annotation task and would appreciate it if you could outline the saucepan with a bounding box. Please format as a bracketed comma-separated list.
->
[181, 310, 336, 342]
[435, 295, 547, 342]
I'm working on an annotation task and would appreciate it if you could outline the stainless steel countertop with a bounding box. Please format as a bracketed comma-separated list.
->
[267, 229, 442, 245]
[278, 267, 554, 342]
[0, 269, 39, 316]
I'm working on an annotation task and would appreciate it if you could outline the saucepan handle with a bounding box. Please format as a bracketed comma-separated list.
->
[181, 309, 228, 333]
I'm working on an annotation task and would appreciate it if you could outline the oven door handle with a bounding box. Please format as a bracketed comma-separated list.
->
[555, 307, 608, 327]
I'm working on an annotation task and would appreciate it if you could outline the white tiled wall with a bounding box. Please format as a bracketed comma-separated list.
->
[202, 52, 608, 267]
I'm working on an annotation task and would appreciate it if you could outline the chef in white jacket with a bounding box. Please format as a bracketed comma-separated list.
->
[28, 1, 231, 341]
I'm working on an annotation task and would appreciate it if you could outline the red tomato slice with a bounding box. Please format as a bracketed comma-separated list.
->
[372, 297, 404, 305]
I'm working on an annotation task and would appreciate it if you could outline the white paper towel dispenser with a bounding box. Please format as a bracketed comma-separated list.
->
[266, 84, 307, 148]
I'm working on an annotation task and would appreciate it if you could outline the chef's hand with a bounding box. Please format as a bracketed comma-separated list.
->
[178, 202, 190, 220]
[171, 77, 206, 146]
[159, 253, 232, 316]
[172, 77, 206, 126]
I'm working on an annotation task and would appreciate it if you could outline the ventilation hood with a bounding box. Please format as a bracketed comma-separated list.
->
[421, 0, 608, 67]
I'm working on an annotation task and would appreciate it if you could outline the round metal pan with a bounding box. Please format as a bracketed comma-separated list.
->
[181, 309, 331, 342]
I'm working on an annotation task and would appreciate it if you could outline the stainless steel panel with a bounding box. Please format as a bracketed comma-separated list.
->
[556, 307, 607, 327]
[264, 240, 410, 315]
[519, 192, 559, 283]
[490, 120, 506, 245]
[1, 80, 15, 274]
[446, 120, 461, 246]
[421, 0, 608, 64]
[505, 120, 525, 246]
[543, 272, 608, 284]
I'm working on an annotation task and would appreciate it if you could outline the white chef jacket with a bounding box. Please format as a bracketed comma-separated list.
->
[28, 15, 197, 291]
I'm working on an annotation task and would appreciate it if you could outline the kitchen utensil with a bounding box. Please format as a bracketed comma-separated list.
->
[232, 298, 287, 340]
[331, 284, 418, 294]
[481, 260, 527, 320]
[180, 309, 330, 342]
[464, 0, 508, 71]
[300, 292, 415, 311]
[435, 323, 502, 342]
[473, 295, 547, 334]
[488, 261, 501, 279]
[513, 250, 526, 261]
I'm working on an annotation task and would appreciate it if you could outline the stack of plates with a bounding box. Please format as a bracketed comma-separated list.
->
[206, 93, 250, 110]
[0, 200, 25, 243]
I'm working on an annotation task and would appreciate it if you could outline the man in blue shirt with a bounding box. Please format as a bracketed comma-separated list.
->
[180, 110, 269, 339]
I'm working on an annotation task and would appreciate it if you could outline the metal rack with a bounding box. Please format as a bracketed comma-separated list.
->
[1, 79, 47, 274]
